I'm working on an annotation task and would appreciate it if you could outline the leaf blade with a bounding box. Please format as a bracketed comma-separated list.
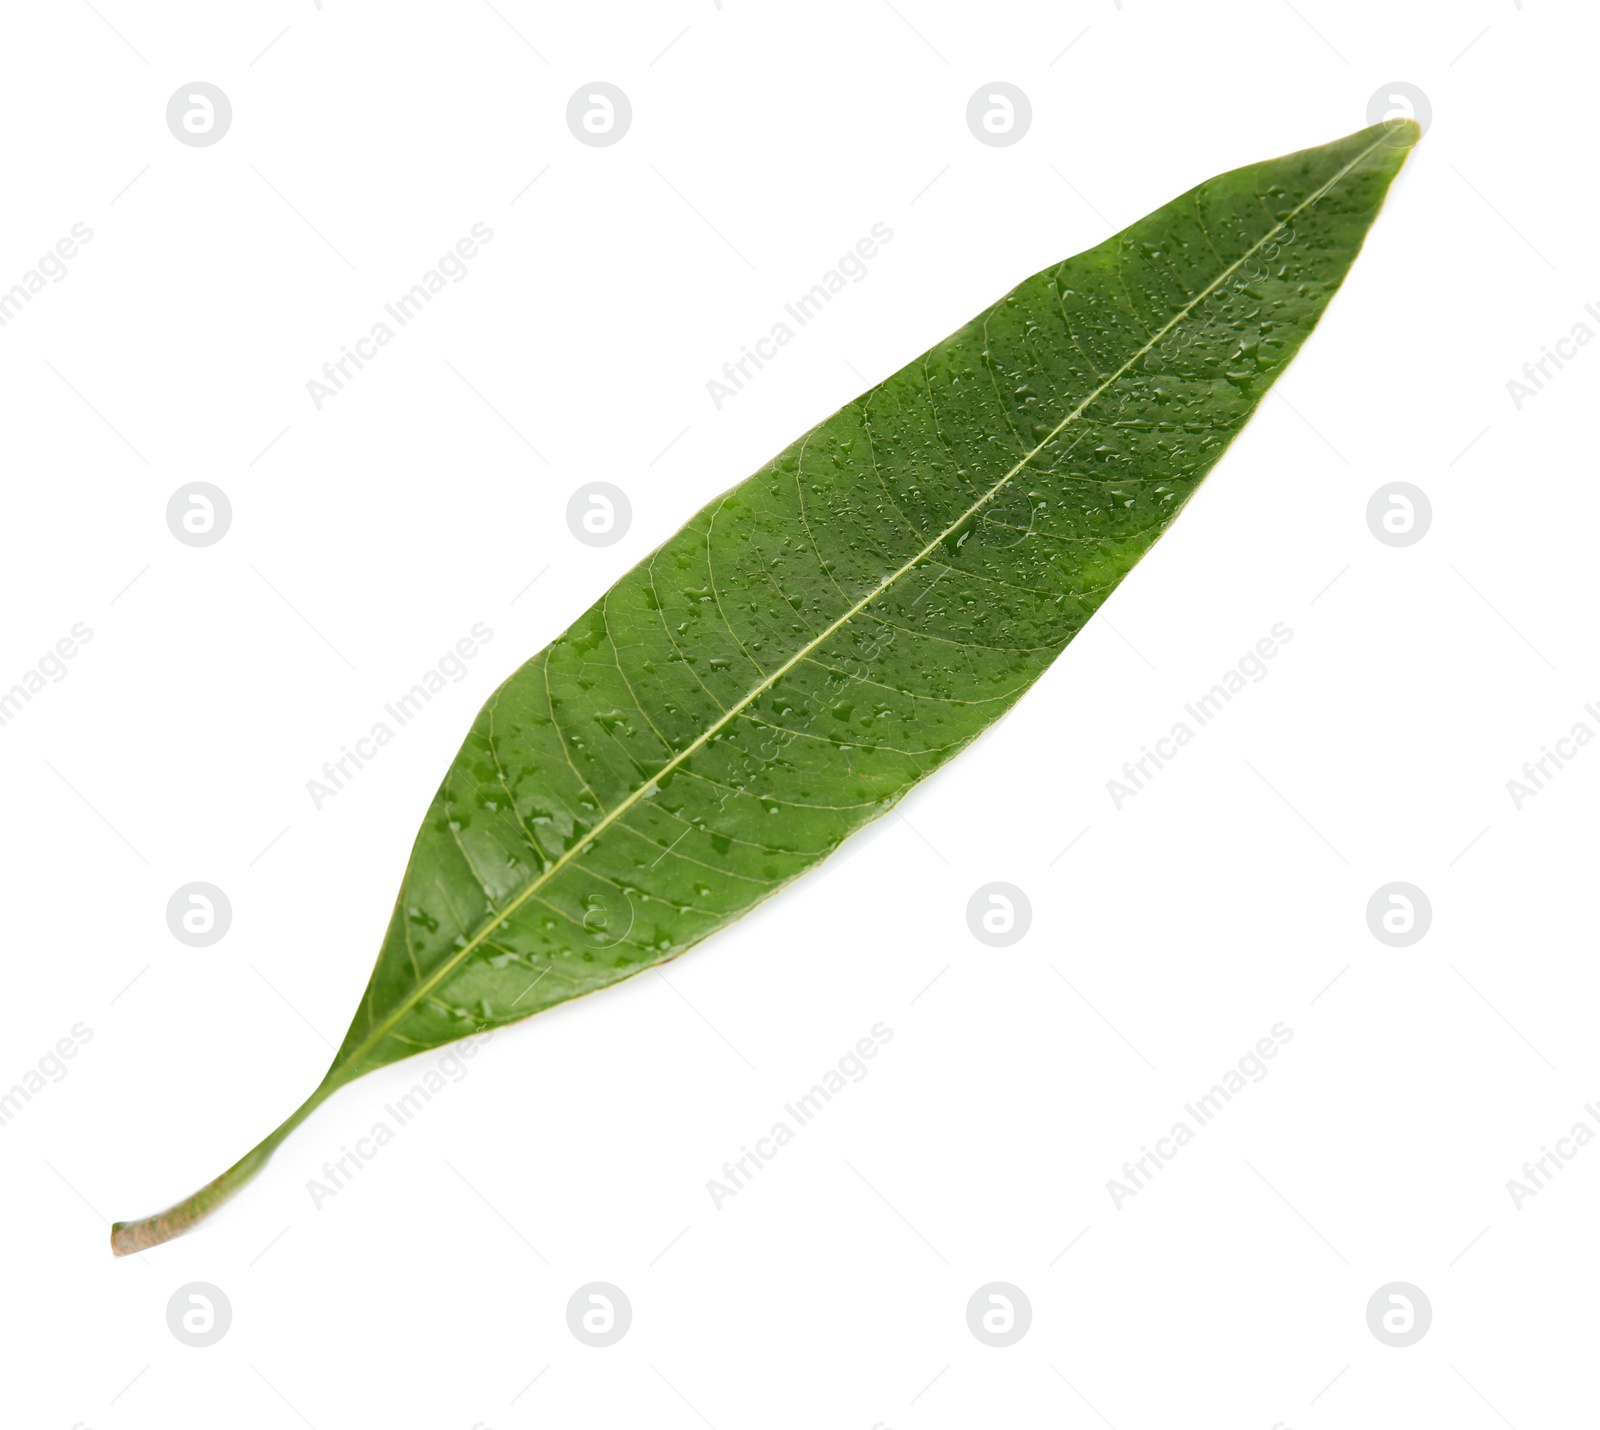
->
[112, 120, 1416, 1254]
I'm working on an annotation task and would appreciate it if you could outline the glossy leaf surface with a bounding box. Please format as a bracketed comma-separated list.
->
[113, 120, 1416, 1254]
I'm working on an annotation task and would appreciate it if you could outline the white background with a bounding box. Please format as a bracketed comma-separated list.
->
[1, 1, 1592, 1426]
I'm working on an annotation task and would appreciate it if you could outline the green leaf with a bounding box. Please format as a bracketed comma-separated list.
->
[113, 119, 1416, 1254]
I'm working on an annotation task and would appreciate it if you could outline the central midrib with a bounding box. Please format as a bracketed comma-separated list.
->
[337, 133, 1390, 1075]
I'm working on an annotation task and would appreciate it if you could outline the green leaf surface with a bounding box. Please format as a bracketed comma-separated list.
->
[113, 120, 1416, 1254]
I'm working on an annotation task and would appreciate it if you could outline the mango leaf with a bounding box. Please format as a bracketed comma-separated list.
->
[113, 120, 1416, 1254]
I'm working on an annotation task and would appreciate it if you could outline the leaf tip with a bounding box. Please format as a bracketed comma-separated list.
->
[1384, 116, 1422, 149]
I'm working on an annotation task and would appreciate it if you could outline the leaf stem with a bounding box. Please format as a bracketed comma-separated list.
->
[109, 1079, 335, 1256]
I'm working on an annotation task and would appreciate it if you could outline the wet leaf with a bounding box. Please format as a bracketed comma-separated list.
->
[113, 120, 1417, 1253]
